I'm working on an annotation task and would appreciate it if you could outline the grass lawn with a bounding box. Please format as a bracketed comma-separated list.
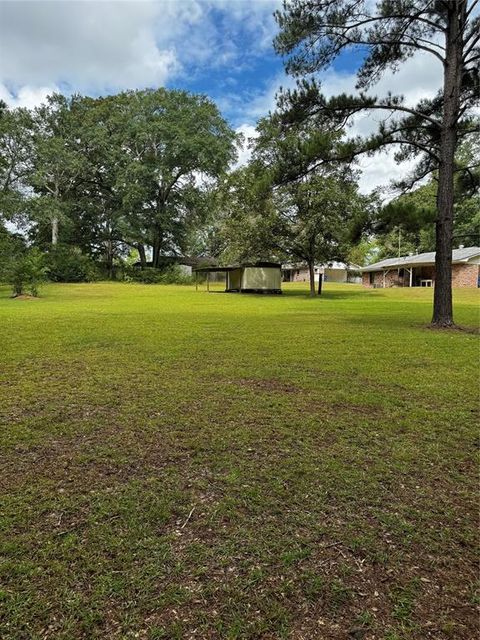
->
[0, 282, 478, 639]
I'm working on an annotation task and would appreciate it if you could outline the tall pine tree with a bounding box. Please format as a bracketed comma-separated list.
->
[274, 0, 479, 325]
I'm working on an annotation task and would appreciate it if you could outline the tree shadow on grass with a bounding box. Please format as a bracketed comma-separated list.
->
[280, 287, 384, 300]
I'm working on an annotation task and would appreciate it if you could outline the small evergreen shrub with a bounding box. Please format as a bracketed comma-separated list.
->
[9, 249, 48, 297]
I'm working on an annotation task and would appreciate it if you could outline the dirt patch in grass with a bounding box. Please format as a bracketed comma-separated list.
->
[234, 378, 385, 419]
[424, 323, 480, 334]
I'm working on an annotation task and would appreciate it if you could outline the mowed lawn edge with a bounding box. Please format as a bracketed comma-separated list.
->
[0, 282, 478, 639]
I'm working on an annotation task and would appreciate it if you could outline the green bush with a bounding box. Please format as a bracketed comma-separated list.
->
[9, 249, 48, 297]
[0, 225, 25, 282]
[124, 265, 193, 285]
[46, 245, 99, 282]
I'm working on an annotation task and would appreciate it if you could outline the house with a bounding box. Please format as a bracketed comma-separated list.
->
[194, 262, 282, 294]
[282, 262, 362, 284]
[361, 246, 480, 288]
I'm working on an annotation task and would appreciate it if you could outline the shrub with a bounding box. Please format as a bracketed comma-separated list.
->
[9, 249, 48, 297]
[46, 245, 99, 282]
[124, 265, 193, 285]
[0, 225, 25, 282]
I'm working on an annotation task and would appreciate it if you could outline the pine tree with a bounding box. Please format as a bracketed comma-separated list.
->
[274, 0, 479, 325]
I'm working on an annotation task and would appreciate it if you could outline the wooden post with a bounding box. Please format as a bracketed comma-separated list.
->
[195, 271, 198, 291]
[317, 273, 323, 295]
[207, 272, 210, 292]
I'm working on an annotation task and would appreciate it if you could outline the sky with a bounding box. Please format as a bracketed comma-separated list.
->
[0, 0, 446, 193]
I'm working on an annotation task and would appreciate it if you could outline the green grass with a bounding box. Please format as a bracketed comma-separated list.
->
[0, 282, 478, 639]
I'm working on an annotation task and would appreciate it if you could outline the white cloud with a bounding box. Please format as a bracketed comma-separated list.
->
[233, 123, 258, 168]
[356, 152, 417, 196]
[0, 0, 280, 100]
[0, 84, 58, 109]
[0, 1, 180, 92]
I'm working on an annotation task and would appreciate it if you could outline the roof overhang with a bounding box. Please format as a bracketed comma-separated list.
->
[361, 258, 479, 272]
[194, 262, 281, 273]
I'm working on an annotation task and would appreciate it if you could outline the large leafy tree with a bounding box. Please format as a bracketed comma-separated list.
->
[273, 173, 370, 295]
[20, 89, 236, 276]
[274, 0, 479, 326]
[65, 94, 128, 275]
[118, 89, 237, 268]
[29, 95, 86, 245]
[0, 106, 34, 224]
[216, 140, 370, 296]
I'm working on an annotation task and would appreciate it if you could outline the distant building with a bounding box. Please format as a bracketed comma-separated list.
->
[361, 246, 480, 288]
[134, 255, 216, 275]
[282, 262, 362, 284]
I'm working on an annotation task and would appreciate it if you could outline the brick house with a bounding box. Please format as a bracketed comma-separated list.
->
[361, 246, 480, 288]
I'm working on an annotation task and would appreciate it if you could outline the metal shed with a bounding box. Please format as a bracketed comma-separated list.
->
[194, 262, 282, 294]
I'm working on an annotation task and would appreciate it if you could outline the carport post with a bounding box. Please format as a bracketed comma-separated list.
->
[195, 271, 198, 291]
[317, 273, 323, 295]
[207, 272, 210, 292]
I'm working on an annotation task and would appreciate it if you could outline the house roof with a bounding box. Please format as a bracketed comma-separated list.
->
[283, 261, 361, 271]
[361, 246, 480, 272]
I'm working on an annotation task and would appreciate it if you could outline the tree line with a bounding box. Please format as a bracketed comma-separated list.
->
[1, 1, 479, 325]
[0, 89, 237, 277]
[0, 86, 373, 295]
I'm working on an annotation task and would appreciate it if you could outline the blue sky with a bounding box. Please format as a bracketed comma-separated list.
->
[0, 0, 444, 191]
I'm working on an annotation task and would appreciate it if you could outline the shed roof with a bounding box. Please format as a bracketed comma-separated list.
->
[194, 262, 281, 273]
[361, 247, 480, 272]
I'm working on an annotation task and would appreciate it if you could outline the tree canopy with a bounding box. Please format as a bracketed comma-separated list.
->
[0, 88, 237, 278]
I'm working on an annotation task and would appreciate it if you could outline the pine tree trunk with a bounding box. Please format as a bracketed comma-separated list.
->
[308, 261, 316, 296]
[432, 1, 466, 327]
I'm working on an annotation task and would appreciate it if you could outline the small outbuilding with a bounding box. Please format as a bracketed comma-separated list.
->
[194, 262, 282, 294]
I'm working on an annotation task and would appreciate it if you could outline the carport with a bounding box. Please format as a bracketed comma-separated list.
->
[194, 262, 282, 294]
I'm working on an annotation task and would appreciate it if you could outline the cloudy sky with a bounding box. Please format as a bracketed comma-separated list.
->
[0, 0, 446, 192]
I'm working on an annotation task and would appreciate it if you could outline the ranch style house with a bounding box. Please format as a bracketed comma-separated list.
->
[361, 246, 480, 288]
